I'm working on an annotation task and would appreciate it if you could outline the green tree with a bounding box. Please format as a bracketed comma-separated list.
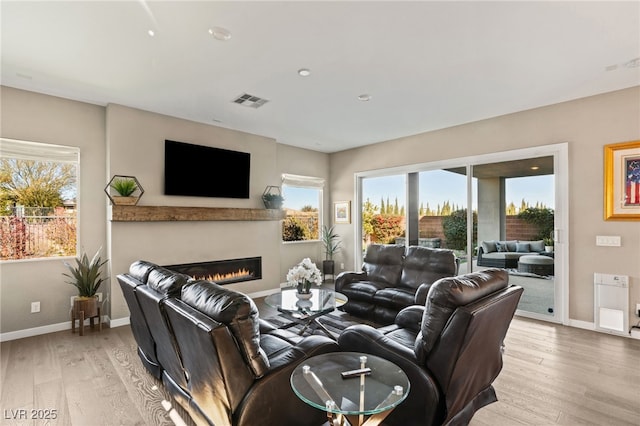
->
[0, 159, 76, 210]
[282, 217, 308, 241]
[518, 207, 554, 240]
[519, 198, 528, 214]
[362, 198, 378, 245]
[300, 205, 317, 212]
[442, 209, 477, 250]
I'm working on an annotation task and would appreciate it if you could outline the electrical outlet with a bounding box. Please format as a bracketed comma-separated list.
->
[340, 263, 345, 270]
[31, 301, 40, 313]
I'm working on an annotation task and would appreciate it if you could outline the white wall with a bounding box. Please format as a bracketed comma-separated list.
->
[0, 87, 106, 335]
[329, 86, 640, 325]
[105, 105, 331, 322]
[0, 89, 330, 336]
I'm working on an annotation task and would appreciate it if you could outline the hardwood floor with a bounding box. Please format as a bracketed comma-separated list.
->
[1, 305, 639, 425]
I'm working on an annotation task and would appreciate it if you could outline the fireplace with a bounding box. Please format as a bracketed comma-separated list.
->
[166, 257, 262, 285]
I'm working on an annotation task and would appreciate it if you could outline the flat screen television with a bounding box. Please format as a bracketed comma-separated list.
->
[164, 139, 250, 198]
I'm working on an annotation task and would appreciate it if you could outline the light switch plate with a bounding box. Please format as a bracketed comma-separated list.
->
[596, 235, 621, 246]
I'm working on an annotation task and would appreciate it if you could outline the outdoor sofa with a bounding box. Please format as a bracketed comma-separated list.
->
[476, 239, 546, 269]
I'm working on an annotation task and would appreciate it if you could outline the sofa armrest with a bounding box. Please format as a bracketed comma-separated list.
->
[335, 270, 367, 292]
[415, 283, 432, 305]
[338, 324, 442, 426]
[395, 305, 425, 331]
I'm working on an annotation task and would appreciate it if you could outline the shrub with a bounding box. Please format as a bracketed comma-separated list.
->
[518, 207, 554, 240]
[442, 209, 477, 250]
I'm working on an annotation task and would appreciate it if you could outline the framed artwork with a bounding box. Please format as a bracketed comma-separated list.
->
[604, 140, 640, 220]
[334, 201, 351, 224]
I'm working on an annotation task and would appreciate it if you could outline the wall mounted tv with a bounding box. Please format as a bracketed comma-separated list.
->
[164, 140, 250, 198]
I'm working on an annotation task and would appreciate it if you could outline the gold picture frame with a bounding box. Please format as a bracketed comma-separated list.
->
[604, 140, 640, 220]
[334, 201, 351, 224]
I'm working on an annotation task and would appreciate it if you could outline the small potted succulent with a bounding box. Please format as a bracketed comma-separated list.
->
[105, 175, 144, 206]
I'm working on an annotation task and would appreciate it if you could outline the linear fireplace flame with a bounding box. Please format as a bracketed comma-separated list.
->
[165, 257, 261, 285]
[195, 268, 252, 283]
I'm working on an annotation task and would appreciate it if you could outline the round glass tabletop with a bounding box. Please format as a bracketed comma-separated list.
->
[290, 351, 409, 416]
[265, 287, 347, 314]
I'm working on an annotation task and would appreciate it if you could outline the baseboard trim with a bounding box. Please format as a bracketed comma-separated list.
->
[109, 317, 130, 328]
[0, 315, 110, 342]
[567, 319, 595, 330]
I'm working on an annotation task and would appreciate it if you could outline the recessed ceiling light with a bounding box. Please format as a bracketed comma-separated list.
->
[298, 68, 311, 77]
[209, 27, 231, 41]
[357, 94, 372, 101]
[148, 30, 155, 37]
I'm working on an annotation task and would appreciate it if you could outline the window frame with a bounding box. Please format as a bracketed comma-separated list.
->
[281, 173, 324, 243]
[0, 137, 80, 262]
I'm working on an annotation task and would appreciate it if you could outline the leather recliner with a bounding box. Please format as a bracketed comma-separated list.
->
[118, 261, 340, 426]
[163, 279, 339, 426]
[337, 268, 523, 426]
[336, 244, 460, 324]
[117, 260, 163, 378]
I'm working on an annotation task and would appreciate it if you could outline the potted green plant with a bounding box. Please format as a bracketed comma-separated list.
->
[321, 225, 341, 281]
[543, 236, 554, 253]
[110, 177, 139, 205]
[63, 248, 108, 334]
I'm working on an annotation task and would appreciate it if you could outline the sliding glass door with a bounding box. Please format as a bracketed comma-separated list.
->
[356, 144, 568, 324]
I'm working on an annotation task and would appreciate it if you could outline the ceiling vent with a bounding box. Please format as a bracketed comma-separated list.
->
[232, 93, 269, 108]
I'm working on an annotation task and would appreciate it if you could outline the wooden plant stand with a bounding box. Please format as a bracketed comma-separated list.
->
[71, 297, 101, 336]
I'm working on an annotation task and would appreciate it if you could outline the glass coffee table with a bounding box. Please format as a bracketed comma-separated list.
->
[290, 351, 409, 426]
[264, 287, 347, 338]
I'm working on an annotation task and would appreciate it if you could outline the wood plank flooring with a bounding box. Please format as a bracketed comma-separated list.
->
[1, 303, 639, 426]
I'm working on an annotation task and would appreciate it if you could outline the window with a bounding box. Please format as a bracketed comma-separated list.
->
[0, 138, 79, 260]
[281, 174, 324, 242]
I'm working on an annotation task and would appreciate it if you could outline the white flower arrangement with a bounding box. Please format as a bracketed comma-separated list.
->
[286, 258, 323, 293]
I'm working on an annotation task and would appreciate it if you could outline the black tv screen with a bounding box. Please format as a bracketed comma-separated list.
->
[164, 140, 250, 198]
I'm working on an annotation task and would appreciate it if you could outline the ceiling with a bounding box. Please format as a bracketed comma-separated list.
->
[2, 1, 639, 154]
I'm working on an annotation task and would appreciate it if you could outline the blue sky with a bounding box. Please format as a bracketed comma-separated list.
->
[283, 170, 554, 211]
[363, 171, 554, 211]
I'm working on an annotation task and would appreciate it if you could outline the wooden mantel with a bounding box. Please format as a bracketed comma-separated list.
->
[110, 205, 286, 222]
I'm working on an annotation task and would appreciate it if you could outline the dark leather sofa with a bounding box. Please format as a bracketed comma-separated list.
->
[117, 260, 338, 426]
[335, 244, 460, 324]
[338, 268, 523, 426]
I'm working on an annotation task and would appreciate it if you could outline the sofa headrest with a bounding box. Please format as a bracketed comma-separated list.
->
[146, 266, 191, 298]
[416, 268, 509, 357]
[362, 244, 405, 285]
[401, 246, 458, 290]
[128, 260, 159, 283]
[180, 280, 270, 378]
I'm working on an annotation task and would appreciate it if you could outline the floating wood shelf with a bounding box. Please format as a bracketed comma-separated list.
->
[110, 205, 286, 222]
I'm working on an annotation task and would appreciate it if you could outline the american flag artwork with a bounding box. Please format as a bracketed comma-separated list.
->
[625, 157, 640, 206]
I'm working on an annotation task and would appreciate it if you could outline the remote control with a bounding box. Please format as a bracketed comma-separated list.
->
[340, 367, 371, 378]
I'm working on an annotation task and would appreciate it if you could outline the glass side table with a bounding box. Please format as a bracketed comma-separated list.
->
[290, 352, 409, 426]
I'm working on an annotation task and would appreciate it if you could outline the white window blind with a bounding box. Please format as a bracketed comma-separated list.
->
[282, 173, 324, 188]
[0, 138, 79, 164]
